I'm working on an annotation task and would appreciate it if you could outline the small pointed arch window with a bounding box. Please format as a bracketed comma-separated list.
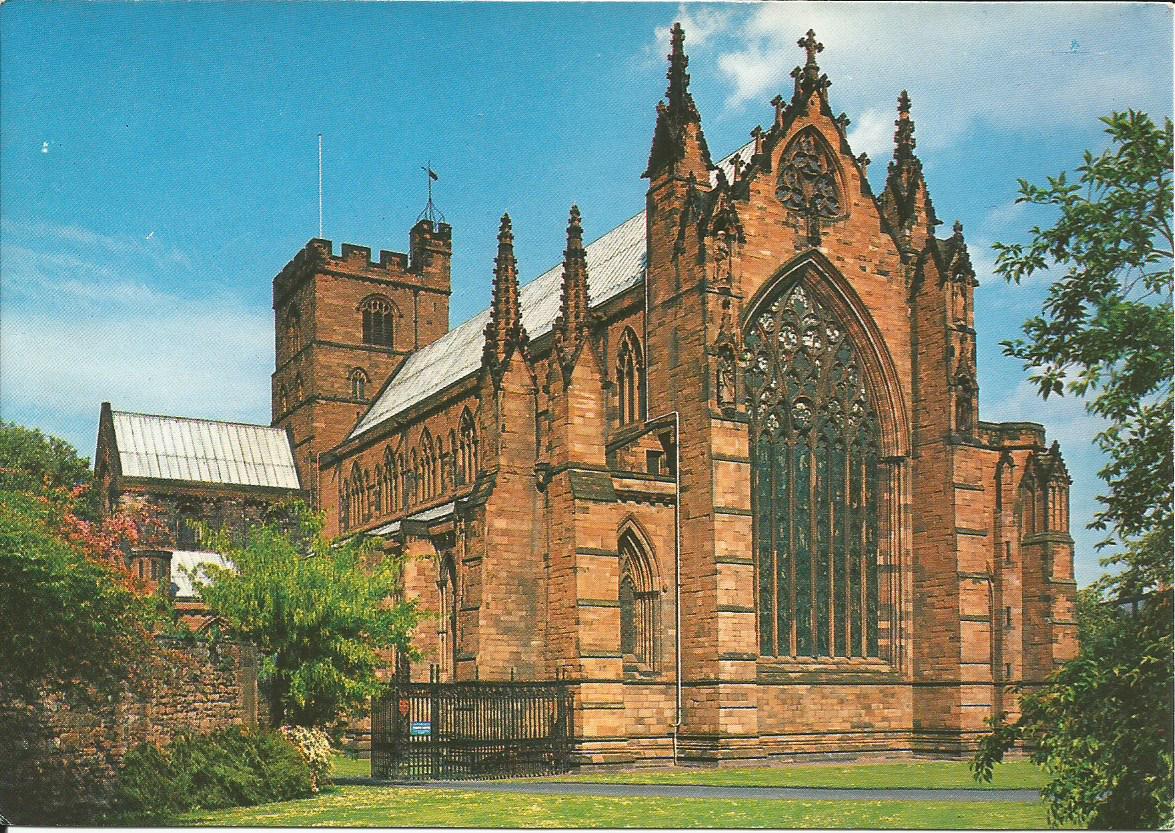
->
[619, 529, 658, 670]
[421, 431, 436, 499]
[458, 408, 478, 485]
[383, 447, 397, 513]
[283, 306, 301, 354]
[617, 328, 643, 426]
[279, 383, 289, 415]
[349, 368, 370, 403]
[360, 295, 395, 347]
[350, 464, 368, 526]
[437, 554, 459, 680]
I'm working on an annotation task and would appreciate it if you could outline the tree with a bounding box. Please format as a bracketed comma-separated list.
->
[0, 420, 100, 519]
[192, 504, 420, 727]
[0, 424, 164, 699]
[972, 111, 1173, 829]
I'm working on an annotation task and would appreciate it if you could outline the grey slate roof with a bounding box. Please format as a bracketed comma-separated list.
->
[111, 410, 300, 490]
[349, 142, 754, 442]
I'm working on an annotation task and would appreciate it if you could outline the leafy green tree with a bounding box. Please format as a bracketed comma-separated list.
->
[0, 489, 163, 700]
[0, 424, 165, 699]
[0, 421, 100, 518]
[193, 504, 419, 727]
[972, 111, 1173, 829]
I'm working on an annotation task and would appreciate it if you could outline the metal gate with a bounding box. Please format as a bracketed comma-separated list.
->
[371, 676, 575, 780]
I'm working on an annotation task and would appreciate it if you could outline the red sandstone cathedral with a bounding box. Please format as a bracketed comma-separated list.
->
[97, 25, 1077, 762]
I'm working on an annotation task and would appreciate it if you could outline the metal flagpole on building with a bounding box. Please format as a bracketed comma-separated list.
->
[318, 134, 324, 238]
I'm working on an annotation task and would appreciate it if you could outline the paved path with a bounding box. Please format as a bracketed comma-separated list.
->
[336, 778, 1039, 803]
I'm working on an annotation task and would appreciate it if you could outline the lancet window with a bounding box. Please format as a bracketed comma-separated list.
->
[619, 530, 658, 670]
[745, 281, 881, 659]
[617, 329, 643, 426]
[457, 409, 478, 485]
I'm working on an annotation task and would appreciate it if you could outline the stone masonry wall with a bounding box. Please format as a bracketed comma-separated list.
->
[0, 640, 262, 824]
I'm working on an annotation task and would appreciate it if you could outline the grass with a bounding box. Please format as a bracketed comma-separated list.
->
[332, 755, 1044, 791]
[184, 785, 1057, 828]
[535, 760, 1048, 791]
[331, 753, 371, 779]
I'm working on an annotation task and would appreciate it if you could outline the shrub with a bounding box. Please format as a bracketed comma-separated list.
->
[108, 726, 312, 823]
[279, 725, 333, 792]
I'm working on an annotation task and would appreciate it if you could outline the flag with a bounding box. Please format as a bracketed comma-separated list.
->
[425, 167, 439, 181]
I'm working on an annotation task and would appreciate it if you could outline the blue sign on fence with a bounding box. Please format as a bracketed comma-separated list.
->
[409, 721, 432, 736]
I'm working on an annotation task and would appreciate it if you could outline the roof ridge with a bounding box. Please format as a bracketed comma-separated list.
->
[112, 409, 287, 432]
[348, 142, 755, 441]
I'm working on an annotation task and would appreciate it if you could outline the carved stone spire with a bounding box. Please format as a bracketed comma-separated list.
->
[894, 89, 916, 163]
[881, 90, 939, 253]
[789, 28, 831, 107]
[483, 213, 528, 370]
[644, 22, 714, 180]
[945, 220, 977, 284]
[554, 205, 591, 366]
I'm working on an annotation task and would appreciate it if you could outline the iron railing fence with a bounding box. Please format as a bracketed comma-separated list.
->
[372, 672, 575, 781]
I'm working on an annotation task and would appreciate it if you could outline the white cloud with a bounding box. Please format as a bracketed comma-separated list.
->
[657, 3, 1170, 158]
[0, 218, 274, 455]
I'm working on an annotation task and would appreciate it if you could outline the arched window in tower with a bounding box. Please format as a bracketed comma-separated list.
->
[619, 530, 658, 670]
[360, 295, 395, 347]
[284, 306, 300, 354]
[458, 409, 477, 485]
[349, 368, 369, 403]
[617, 329, 643, 426]
[437, 555, 458, 681]
[745, 281, 881, 659]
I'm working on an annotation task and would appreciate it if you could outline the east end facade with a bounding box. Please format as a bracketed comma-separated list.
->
[269, 26, 1077, 764]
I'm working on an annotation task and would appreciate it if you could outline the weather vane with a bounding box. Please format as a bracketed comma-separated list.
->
[418, 162, 445, 225]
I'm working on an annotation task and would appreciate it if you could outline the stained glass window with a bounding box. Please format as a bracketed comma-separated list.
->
[745, 281, 880, 658]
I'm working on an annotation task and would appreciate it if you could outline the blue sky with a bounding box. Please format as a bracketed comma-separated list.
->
[1, 2, 1170, 585]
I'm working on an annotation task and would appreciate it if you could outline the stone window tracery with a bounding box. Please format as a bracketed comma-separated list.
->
[360, 295, 395, 347]
[619, 530, 657, 670]
[458, 409, 478, 485]
[349, 368, 369, 403]
[745, 281, 881, 658]
[617, 329, 643, 426]
[777, 129, 844, 244]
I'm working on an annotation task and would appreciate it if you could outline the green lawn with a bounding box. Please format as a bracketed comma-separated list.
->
[332, 755, 1044, 791]
[184, 785, 1055, 829]
[536, 760, 1047, 791]
[331, 754, 371, 779]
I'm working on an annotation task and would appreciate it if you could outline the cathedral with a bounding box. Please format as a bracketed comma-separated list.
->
[98, 24, 1078, 763]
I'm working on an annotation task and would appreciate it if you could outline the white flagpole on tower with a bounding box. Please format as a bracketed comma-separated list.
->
[318, 134, 324, 239]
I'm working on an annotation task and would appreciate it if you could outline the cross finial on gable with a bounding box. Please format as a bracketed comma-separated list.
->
[799, 29, 823, 66]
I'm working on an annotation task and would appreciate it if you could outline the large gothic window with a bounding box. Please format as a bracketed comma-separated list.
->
[745, 282, 881, 659]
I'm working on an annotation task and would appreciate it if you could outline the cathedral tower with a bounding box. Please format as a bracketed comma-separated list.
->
[272, 219, 452, 505]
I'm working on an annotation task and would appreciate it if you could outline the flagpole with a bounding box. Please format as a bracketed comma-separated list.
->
[318, 134, 324, 239]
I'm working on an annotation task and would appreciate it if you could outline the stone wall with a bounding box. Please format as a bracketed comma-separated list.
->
[0, 639, 262, 824]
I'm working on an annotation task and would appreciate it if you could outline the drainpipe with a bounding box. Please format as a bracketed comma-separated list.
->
[649, 411, 681, 766]
[645, 256, 684, 766]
